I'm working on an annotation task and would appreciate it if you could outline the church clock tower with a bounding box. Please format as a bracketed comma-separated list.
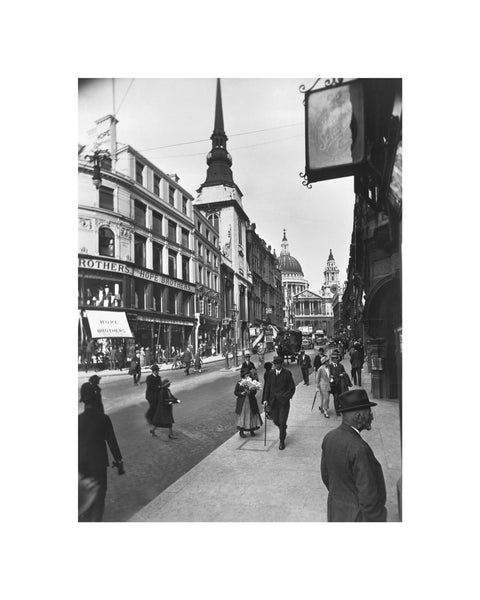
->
[194, 79, 252, 350]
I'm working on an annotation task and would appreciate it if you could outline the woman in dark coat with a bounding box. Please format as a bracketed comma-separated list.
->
[235, 367, 263, 438]
[145, 364, 162, 435]
[151, 379, 181, 439]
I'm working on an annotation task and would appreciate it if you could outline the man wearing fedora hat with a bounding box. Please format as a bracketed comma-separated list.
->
[262, 355, 296, 450]
[321, 388, 387, 522]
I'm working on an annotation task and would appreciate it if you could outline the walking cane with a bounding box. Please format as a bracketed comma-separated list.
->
[311, 390, 318, 411]
[264, 406, 267, 446]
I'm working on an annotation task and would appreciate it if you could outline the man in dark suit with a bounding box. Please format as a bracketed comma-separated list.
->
[328, 349, 350, 415]
[321, 388, 387, 522]
[240, 352, 257, 377]
[145, 364, 162, 434]
[313, 347, 326, 372]
[262, 355, 296, 450]
[78, 395, 124, 521]
[298, 349, 312, 385]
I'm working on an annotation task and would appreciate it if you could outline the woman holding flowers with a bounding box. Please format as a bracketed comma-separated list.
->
[234, 367, 263, 438]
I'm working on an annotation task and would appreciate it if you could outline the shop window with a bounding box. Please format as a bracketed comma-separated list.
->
[166, 288, 176, 313]
[183, 294, 192, 316]
[153, 242, 163, 273]
[154, 174, 161, 196]
[168, 220, 177, 243]
[152, 211, 163, 235]
[182, 256, 190, 283]
[81, 279, 123, 307]
[182, 195, 188, 215]
[168, 185, 175, 207]
[152, 283, 162, 312]
[168, 250, 177, 278]
[181, 228, 189, 248]
[135, 200, 146, 227]
[99, 227, 115, 257]
[99, 186, 114, 211]
[134, 234, 146, 267]
[134, 279, 145, 309]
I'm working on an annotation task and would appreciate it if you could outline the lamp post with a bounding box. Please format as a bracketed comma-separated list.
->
[85, 149, 111, 189]
[231, 304, 239, 367]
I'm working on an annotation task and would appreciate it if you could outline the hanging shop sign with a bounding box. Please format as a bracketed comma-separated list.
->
[133, 268, 195, 293]
[85, 310, 133, 338]
[304, 79, 365, 183]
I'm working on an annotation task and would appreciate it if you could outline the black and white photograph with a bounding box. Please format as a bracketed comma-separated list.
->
[77, 77, 402, 523]
[5, 4, 477, 599]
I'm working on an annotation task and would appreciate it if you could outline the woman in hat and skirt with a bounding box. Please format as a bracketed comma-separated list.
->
[234, 367, 263, 438]
[315, 355, 331, 418]
[150, 379, 181, 439]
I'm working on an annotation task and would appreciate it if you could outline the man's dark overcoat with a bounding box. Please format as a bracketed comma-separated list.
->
[78, 409, 122, 486]
[321, 423, 387, 522]
[263, 368, 296, 443]
[145, 373, 162, 424]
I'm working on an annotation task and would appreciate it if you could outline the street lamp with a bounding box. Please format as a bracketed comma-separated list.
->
[85, 149, 111, 189]
[231, 303, 239, 367]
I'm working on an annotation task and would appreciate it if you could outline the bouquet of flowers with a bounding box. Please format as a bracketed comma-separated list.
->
[240, 376, 262, 393]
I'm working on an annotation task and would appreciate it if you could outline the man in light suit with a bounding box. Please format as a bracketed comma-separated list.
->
[321, 388, 387, 522]
[262, 355, 296, 450]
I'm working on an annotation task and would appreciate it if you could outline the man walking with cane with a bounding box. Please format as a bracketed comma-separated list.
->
[262, 355, 296, 450]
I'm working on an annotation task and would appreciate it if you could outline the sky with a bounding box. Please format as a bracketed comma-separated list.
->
[78, 78, 354, 292]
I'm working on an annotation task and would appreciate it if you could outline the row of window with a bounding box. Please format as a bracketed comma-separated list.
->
[197, 299, 219, 318]
[197, 264, 218, 291]
[197, 242, 219, 267]
[136, 161, 189, 215]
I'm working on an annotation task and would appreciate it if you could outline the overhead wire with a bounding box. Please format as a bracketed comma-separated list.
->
[139, 122, 303, 153]
[144, 133, 304, 161]
[114, 78, 135, 117]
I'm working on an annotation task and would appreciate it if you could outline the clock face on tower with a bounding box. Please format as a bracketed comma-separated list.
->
[331, 285, 337, 294]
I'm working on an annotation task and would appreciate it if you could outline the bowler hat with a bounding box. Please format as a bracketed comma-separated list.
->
[89, 375, 101, 383]
[320, 355, 329, 365]
[151, 364, 160, 371]
[336, 389, 377, 413]
[272, 356, 283, 365]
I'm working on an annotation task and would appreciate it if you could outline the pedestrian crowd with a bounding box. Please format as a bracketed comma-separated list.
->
[79, 337, 388, 522]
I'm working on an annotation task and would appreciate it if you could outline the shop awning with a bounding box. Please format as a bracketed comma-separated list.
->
[85, 310, 133, 339]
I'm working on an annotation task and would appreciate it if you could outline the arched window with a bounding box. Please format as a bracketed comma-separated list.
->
[99, 227, 114, 257]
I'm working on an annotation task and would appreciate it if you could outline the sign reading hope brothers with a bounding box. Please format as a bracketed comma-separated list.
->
[79, 258, 195, 293]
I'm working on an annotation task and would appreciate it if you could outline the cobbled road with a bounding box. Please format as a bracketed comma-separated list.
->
[79, 358, 305, 522]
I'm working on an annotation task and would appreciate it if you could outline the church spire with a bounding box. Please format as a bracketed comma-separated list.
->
[280, 229, 290, 256]
[198, 78, 236, 191]
[328, 249, 334, 261]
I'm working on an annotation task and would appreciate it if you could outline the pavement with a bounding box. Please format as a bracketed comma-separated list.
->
[127, 355, 402, 522]
[77, 351, 243, 383]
